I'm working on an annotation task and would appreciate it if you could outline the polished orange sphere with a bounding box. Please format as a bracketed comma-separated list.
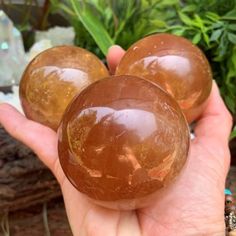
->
[116, 33, 213, 123]
[58, 75, 190, 210]
[20, 46, 109, 130]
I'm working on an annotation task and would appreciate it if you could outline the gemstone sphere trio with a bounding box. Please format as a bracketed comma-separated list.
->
[19, 33, 213, 210]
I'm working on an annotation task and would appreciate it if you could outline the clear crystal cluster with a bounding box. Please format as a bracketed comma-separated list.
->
[0, 10, 26, 86]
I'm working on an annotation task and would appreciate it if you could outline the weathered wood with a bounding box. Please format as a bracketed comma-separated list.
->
[1, 198, 72, 236]
[0, 126, 61, 212]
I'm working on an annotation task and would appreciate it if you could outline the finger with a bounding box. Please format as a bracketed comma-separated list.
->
[0, 103, 58, 171]
[106, 45, 125, 74]
[194, 81, 233, 144]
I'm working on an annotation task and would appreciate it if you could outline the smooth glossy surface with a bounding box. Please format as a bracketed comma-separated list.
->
[116, 33, 213, 123]
[58, 75, 189, 210]
[20, 46, 109, 130]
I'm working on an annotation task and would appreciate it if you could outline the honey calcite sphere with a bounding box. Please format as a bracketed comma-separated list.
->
[20, 46, 109, 130]
[58, 75, 190, 210]
[116, 33, 213, 123]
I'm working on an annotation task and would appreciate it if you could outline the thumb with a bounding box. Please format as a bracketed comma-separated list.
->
[106, 45, 125, 75]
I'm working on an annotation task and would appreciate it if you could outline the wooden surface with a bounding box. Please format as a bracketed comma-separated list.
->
[1, 198, 72, 236]
[0, 126, 61, 212]
[0, 126, 72, 235]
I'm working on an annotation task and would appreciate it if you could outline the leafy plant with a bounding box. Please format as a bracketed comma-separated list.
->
[50, 0, 174, 56]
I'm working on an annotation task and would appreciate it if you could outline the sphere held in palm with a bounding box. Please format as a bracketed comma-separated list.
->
[116, 33, 213, 123]
[20, 46, 109, 130]
[58, 75, 190, 210]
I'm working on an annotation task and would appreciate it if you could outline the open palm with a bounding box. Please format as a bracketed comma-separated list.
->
[0, 46, 232, 236]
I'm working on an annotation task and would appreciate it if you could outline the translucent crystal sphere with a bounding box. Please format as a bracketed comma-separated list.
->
[116, 33, 213, 123]
[58, 75, 189, 210]
[20, 46, 109, 130]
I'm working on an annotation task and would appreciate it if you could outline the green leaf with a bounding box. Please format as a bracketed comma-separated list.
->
[149, 19, 167, 28]
[50, 0, 76, 16]
[182, 4, 197, 13]
[158, 0, 179, 7]
[205, 11, 220, 22]
[225, 95, 236, 113]
[228, 24, 236, 31]
[212, 21, 224, 29]
[230, 127, 236, 140]
[228, 33, 236, 44]
[17, 22, 31, 32]
[203, 32, 210, 46]
[222, 8, 236, 20]
[178, 12, 194, 26]
[171, 27, 186, 36]
[70, 0, 114, 56]
[193, 14, 205, 29]
[210, 29, 223, 41]
[192, 32, 202, 44]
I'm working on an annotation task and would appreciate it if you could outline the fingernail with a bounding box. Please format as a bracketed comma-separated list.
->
[108, 45, 123, 53]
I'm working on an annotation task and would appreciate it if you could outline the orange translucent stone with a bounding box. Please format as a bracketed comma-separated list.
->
[20, 46, 109, 130]
[116, 33, 213, 123]
[58, 75, 189, 210]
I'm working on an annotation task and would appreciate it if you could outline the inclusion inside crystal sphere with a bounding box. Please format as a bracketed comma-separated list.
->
[116, 33, 213, 123]
[20, 46, 108, 130]
[58, 75, 189, 210]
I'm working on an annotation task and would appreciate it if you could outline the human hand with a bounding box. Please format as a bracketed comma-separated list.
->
[0, 45, 232, 236]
